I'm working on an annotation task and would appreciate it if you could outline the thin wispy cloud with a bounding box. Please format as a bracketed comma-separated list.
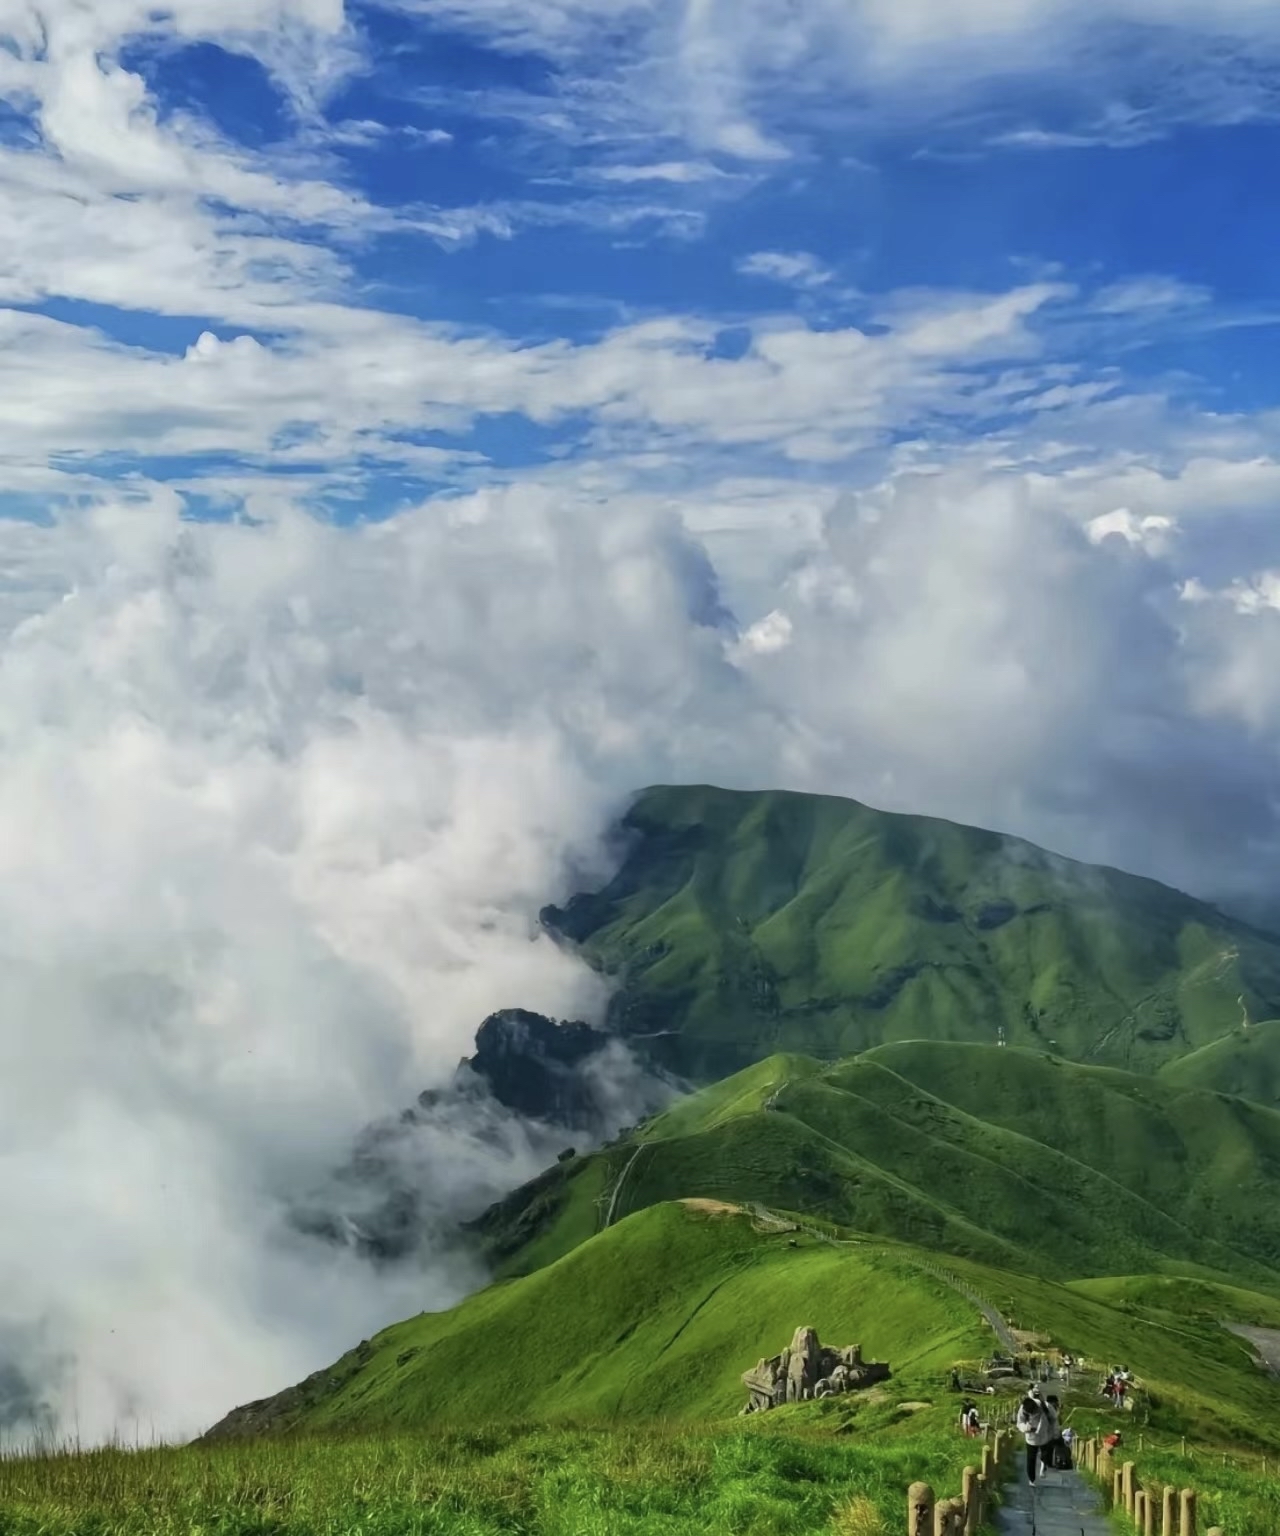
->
[737, 250, 835, 289]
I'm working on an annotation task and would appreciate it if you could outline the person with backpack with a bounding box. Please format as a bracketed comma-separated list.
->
[1046, 1394, 1072, 1468]
[1015, 1384, 1059, 1485]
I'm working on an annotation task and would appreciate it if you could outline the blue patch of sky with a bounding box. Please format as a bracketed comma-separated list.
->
[118, 38, 292, 148]
[23, 299, 237, 356]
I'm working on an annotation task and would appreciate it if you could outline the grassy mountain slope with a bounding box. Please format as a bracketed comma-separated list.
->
[203, 1201, 1280, 1457]
[473, 1044, 1280, 1287]
[543, 785, 1280, 1083]
[1067, 1274, 1280, 1330]
[201, 1202, 987, 1438]
[1159, 1019, 1280, 1107]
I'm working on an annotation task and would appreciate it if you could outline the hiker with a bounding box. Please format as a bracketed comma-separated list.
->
[1047, 1394, 1072, 1469]
[1113, 1374, 1127, 1410]
[1015, 1384, 1059, 1486]
[950, 1368, 962, 1393]
[964, 1403, 981, 1437]
[1103, 1431, 1122, 1454]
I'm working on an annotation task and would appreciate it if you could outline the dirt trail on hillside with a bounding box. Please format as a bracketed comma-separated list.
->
[1225, 1322, 1280, 1376]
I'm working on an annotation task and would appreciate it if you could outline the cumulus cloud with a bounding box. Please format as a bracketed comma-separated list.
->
[0, 487, 756, 1444]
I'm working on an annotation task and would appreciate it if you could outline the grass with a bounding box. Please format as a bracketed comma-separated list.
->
[541, 785, 1280, 1086]
[201, 1203, 990, 1437]
[0, 1422, 992, 1536]
[197, 1199, 1280, 1463]
[1066, 1275, 1280, 1331]
[1159, 1020, 1280, 1108]
[475, 1043, 1280, 1286]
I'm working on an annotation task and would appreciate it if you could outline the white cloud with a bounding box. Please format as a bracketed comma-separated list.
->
[595, 160, 726, 182]
[0, 281, 1085, 486]
[731, 606, 793, 657]
[1092, 276, 1213, 314]
[393, 0, 1280, 157]
[737, 250, 834, 289]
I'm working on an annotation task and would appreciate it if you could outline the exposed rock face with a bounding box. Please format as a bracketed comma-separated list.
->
[453, 1008, 618, 1125]
[740, 1327, 890, 1413]
[287, 1010, 678, 1265]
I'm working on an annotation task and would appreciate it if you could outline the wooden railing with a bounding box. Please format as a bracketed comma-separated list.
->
[1078, 1434, 1226, 1536]
[906, 1427, 1013, 1534]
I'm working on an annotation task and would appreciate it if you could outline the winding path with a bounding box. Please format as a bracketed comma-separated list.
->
[602, 1144, 647, 1228]
[908, 1256, 1020, 1355]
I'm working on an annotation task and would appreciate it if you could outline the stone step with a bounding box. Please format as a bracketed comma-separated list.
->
[995, 1466, 1113, 1536]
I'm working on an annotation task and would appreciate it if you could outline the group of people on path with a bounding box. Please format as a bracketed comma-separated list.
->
[1102, 1367, 1132, 1409]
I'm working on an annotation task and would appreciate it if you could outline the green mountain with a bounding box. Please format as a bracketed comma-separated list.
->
[543, 785, 1280, 1084]
[472, 1043, 1280, 1287]
[1159, 1019, 1280, 1108]
[199, 784, 1280, 1463]
[202, 1200, 1280, 1454]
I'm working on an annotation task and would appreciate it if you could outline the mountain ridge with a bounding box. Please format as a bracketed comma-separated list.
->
[541, 783, 1280, 1083]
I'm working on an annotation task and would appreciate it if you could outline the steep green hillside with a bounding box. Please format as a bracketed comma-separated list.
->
[1159, 1019, 1280, 1107]
[203, 1201, 1280, 1457]
[202, 1202, 987, 1437]
[473, 1045, 1280, 1286]
[542, 785, 1280, 1083]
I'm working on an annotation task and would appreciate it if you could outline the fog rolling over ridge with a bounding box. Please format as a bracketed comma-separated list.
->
[3, 486, 1280, 1446]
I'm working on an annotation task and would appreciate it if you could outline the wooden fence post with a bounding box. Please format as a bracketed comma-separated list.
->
[980, 1445, 994, 1485]
[1179, 1488, 1196, 1536]
[1123, 1462, 1136, 1518]
[934, 1495, 964, 1535]
[1143, 1487, 1155, 1536]
[962, 1467, 978, 1535]
[1113, 1468, 1124, 1507]
[1135, 1489, 1146, 1530]
[908, 1481, 934, 1536]
[975, 1473, 988, 1531]
[1162, 1486, 1175, 1536]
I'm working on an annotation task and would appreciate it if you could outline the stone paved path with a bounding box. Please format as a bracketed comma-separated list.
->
[995, 1462, 1113, 1536]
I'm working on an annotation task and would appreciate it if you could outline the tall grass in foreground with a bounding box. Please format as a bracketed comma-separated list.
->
[0, 1423, 987, 1536]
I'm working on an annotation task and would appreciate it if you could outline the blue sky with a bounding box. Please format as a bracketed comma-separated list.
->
[4, 0, 1280, 522]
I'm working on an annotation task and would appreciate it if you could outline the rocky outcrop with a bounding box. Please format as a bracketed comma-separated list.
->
[740, 1327, 890, 1413]
[286, 1010, 678, 1265]
[451, 1008, 619, 1125]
